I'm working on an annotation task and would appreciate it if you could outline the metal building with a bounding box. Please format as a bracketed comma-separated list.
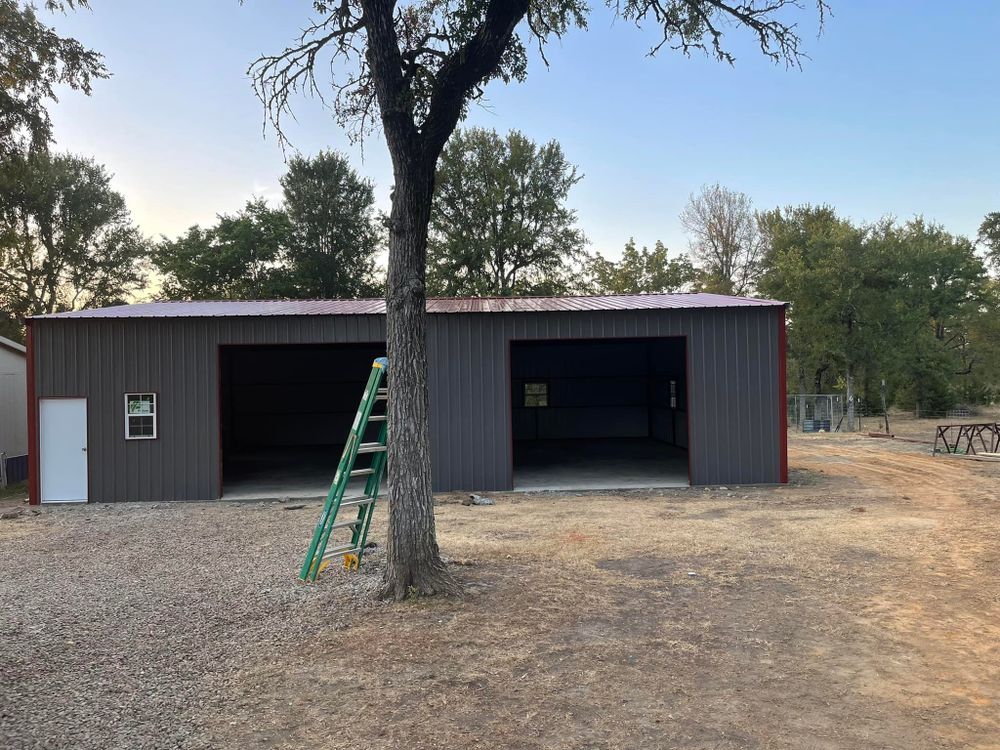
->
[25, 293, 787, 504]
[1, 335, 28, 485]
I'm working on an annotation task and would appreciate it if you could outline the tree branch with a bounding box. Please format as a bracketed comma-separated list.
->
[419, 0, 530, 164]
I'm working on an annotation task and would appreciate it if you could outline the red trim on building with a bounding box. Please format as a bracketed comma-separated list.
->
[778, 307, 789, 484]
[26, 322, 39, 505]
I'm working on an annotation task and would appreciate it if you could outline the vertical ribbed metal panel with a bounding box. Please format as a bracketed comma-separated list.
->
[33, 316, 387, 502]
[425, 306, 782, 490]
[32, 306, 782, 501]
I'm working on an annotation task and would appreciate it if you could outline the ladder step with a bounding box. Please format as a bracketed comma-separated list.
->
[322, 543, 361, 560]
[339, 495, 375, 509]
[349, 468, 375, 477]
[375, 388, 388, 401]
[330, 518, 361, 530]
[367, 415, 386, 422]
[357, 443, 387, 454]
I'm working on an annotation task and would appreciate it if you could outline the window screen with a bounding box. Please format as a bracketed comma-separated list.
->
[125, 393, 157, 440]
[524, 382, 548, 408]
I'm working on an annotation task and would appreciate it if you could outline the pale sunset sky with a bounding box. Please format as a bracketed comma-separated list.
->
[42, 1, 1000, 261]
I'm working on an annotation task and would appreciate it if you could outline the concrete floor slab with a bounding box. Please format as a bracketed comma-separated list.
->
[222, 446, 359, 501]
[513, 437, 689, 491]
[223, 438, 688, 499]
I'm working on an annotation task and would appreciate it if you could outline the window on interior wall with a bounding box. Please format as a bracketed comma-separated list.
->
[523, 382, 549, 408]
[669, 380, 677, 409]
[125, 393, 157, 440]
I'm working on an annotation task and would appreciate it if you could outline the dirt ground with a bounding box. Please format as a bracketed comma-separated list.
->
[1, 427, 998, 749]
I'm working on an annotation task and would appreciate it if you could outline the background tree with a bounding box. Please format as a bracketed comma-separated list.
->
[588, 239, 694, 294]
[153, 152, 383, 301]
[760, 207, 993, 424]
[977, 212, 1000, 271]
[1, 0, 106, 156]
[887, 218, 987, 414]
[759, 205, 878, 429]
[681, 183, 764, 295]
[153, 198, 293, 300]
[427, 128, 586, 297]
[253, 0, 828, 600]
[281, 150, 382, 297]
[0, 152, 147, 326]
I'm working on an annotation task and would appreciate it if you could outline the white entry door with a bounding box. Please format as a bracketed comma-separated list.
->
[40, 398, 88, 503]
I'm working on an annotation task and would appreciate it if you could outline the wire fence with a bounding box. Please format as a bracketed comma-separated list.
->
[788, 394, 995, 432]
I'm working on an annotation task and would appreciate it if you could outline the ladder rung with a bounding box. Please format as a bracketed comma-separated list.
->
[375, 388, 388, 401]
[339, 495, 375, 509]
[322, 544, 361, 560]
[357, 443, 386, 454]
[330, 518, 361, 530]
[367, 415, 386, 422]
[349, 468, 375, 478]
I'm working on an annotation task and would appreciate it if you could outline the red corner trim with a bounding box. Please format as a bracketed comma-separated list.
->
[26, 322, 39, 504]
[778, 306, 789, 483]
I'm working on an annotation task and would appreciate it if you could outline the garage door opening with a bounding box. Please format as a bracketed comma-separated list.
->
[510, 337, 689, 490]
[219, 343, 385, 500]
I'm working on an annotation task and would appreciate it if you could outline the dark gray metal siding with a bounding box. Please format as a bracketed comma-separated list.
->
[32, 316, 385, 502]
[31, 305, 782, 501]
[427, 307, 782, 490]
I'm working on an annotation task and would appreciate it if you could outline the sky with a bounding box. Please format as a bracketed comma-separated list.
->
[42, 1, 1000, 261]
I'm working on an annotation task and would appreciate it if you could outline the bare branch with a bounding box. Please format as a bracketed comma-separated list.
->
[613, 0, 828, 67]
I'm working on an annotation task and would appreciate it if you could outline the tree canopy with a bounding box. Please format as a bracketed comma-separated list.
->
[152, 198, 293, 301]
[978, 212, 1000, 272]
[281, 150, 382, 298]
[427, 127, 586, 297]
[0, 0, 106, 155]
[588, 239, 694, 295]
[152, 151, 382, 301]
[0, 151, 147, 322]
[759, 206, 995, 415]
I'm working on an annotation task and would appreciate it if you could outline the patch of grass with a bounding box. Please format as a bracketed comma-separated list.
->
[0, 481, 28, 502]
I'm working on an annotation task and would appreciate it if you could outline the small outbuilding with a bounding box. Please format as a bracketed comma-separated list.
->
[25, 293, 787, 503]
[0, 334, 28, 485]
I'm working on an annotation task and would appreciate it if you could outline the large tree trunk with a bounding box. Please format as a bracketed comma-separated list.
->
[379, 163, 461, 600]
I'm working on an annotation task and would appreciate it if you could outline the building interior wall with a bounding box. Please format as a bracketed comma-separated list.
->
[219, 343, 385, 494]
[510, 337, 687, 448]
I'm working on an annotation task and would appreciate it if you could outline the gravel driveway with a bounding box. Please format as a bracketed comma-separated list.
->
[0, 501, 381, 750]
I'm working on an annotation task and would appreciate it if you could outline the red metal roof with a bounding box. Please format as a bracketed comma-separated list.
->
[32, 293, 784, 320]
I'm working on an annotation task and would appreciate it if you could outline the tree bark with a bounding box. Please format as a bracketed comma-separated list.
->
[380, 162, 462, 600]
[359, 0, 528, 599]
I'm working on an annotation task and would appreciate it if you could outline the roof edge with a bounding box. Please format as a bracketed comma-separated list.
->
[30, 292, 787, 321]
[0, 335, 26, 354]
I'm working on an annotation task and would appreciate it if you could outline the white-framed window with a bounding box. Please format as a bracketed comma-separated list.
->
[524, 382, 549, 408]
[125, 393, 157, 440]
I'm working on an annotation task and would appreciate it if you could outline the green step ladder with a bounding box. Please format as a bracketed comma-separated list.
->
[299, 357, 389, 581]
